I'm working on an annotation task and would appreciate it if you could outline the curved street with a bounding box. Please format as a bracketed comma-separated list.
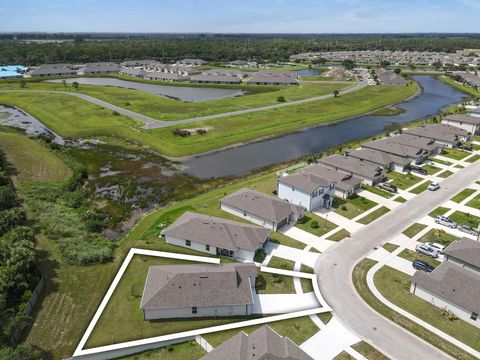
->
[315, 159, 480, 359]
[0, 75, 368, 130]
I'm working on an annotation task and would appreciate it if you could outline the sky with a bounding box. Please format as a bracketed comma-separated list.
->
[0, 0, 479, 33]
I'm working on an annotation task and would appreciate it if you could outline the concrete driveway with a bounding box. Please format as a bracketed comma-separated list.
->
[251, 292, 320, 314]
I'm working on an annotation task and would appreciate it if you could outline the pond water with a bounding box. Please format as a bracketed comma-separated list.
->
[45, 77, 245, 103]
[0, 105, 65, 144]
[296, 69, 323, 76]
[183, 76, 466, 179]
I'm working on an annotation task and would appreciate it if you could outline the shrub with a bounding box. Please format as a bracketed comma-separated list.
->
[341, 205, 348, 211]
[254, 248, 267, 263]
[277, 96, 286, 102]
[124, 101, 131, 106]
[196, 129, 207, 135]
[112, 110, 120, 116]
[310, 220, 319, 229]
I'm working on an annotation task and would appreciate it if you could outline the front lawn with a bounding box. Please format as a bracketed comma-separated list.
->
[449, 211, 480, 227]
[398, 249, 441, 266]
[268, 231, 306, 250]
[122, 341, 206, 360]
[296, 212, 337, 237]
[431, 158, 452, 166]
[356, 206, 390, 225]
[429, 206, 450, 218]
[268, 256, 295, 271]
[466, 154, 480, 163]
[394, 196, 407, 203]
[420, 163, 441, 175]
[326, 228, 350, 242]
[333, 195, 377, 219]
[451, 188, 477, 203]
[437, 170, 454, 178]
[375, 266, 480, 352]
[441, 148, 470, 160]
[382, 243, 400, 252]
[361, 184, 394, 198]
[256, 271, 295, 295]
[418, 228, 459, 246]
[466, 194, 480, 210]
[402, 223, 427, 238]
[409, 181, 432, 194]
[386, 171, 422, 190]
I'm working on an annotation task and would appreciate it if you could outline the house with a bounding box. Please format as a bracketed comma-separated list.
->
[411, 238, 480, 328]
[404, 124, 470, 148]
[77, 62, 120, 75]
[144, 72, 190, 82]
[161, 212, 270, 261]
[248, 75, 299, 86]
[442, 114, 480, 135]
[277, 172, 336, 211]
[362, 138, 431, 165]
[190, 74, 242, 85]
[388, 134, 443, 155]
[119, 67, 147, 77]
[347, 148, 412, 173]
[226, 60, 257, 68]
[220, 188, 304, 231]
[28, 64, 77, 77]
[318, 155, 385, 186]
[376, 68, 407, 86]
[120, 60, 163, 68]
[298, 164, 362, 199]
[176, 59, 209, 66]
[140, 263, 256, 320]
[201, 325, 313, 360]
[201, 69, 244, 78]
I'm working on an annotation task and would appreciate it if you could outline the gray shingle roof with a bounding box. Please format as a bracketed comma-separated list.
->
[162, 212, 270, 252]
[363, 138, 427, 158]
[29, 64, 77, 76]
[404, 124, 469, 142]
[119, 67, 147, 77]
[348, 148, 411, 167]
[221, 188, 303, 223]
[443, 114, 480, 126]
[444, 237, 480, 268]
[201, 325, 313, 360]
[141, 263, 256, 310]
[412, 262, 480, 314]
[248, 75, 299, 85]
[79, 62, 120, 74]
[279, 172, 334, 193]
[318, 155, 383, 179]
[191, 74, 242, 83]
[300, 164, 362, 192]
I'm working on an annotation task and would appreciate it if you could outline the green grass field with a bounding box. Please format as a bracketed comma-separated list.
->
[296, 212, 337, 237]
[402, 223, 427, 238]
[326, 228, 350, 242]
[466, 194, 480, 210]
[451, 188, 476, 203]
[418, 228, 459, 246]
[386, 171, 422, 190]
[361, 184, 394, 198]
[333, 195, 378, 219]
[409, 181, 432, 194]
[441, 148, 470, 161]
[356, 206, 390, 225]
[437, 170, 454, 178]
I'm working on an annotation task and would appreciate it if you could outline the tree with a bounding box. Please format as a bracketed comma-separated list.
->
[19, 80, 26, 88]
[394, 68, 401, 74]
[71, 82, 79, 90]
[342, 59, 356, 70]
[333, 90, 339, 97]
[276, 96, 286, 102]
[380, 60, 390, 68]
[432, 61, 442, 70]
[407, 63, 416, 70]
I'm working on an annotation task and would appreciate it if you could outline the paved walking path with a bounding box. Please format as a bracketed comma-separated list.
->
[0, 76, 368, 130]
[252, 293, 320, 314]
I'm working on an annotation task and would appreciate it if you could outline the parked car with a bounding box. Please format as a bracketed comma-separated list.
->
[426, 242, 445, 254]
[458, 224, 479, 236]
[460, 144, 473, 151]
[410, 166, 427, 175]
[412, 259, 435, 273]
[428, 182, 440, 191]
[415, 244, 439, 258]
[435, 215, 457, 229]
[378, 183, 398, 193]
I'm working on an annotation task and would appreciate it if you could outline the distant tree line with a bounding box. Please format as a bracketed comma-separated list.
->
[2, 34, 480, 65]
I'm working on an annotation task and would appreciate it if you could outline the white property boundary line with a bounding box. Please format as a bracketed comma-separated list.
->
[73, 248, 328, 359]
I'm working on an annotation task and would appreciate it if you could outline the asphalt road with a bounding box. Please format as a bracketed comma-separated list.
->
[315, 159, 480, 360]
[0, 75, 368, 130]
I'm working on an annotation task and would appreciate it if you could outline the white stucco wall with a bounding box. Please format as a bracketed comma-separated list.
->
[411, 283, 479, 328]
[144, 304, 251, 320]
[220, 203, 276, 230]
[235, 248, 257, 262]
[442, 120, 479, 135]
[392, 163, 409, 172]
[278, 182, 312, 210]
[164, 236, 217, 256]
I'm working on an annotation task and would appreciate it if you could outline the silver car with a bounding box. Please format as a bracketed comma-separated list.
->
[434, 215, 457, 229]
[415, 244, 439, 258]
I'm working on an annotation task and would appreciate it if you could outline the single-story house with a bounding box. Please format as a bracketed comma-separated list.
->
[277, 172, 336, 211]
[201, 69, 243, 78]
[347, 148, 412, 172]
[220, 188, 304, 231]
[144, 71, 190, 82]
[161, 212, 270, 261]
[176, 59, 209, 66]
[362, 138, 430, 165]
[248, 75, 299, 86]
[442, 114, 480, 135]
[410, 262, 480, 328]
[443, 237, 480, 274]
[318, 155, 385, 186]
[388, 134, 443, 156]
[376, 68, 407, 86]
[469, 108, 480, 118]
[77, 62, 120, 75]
[299, 164, 362, 199]
[28, 64, 77, 77]
[404, 124, 470, 148]
[190, 74, 242, 85]
[120, 60, 162, 68]
[201, 325, 313, 360]
[141, 263, 256, 320]
[119, 67, 147, 77]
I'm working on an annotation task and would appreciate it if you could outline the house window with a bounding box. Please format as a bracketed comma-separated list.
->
[186, 240, 191, 247]
[206, 244, 210, 251]
[243, 211, 247, 216]
[471, 312, 478, 321]
[291, 187, 295, 191]
[192, 307, 197, 314]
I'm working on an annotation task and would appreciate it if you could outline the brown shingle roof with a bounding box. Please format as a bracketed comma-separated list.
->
[201, 325, 313, 360]
[444, 237, 480, 268]
[221, 188, 303, 223]
[162, 212, 270, 252]
[141, 263, 256, 310]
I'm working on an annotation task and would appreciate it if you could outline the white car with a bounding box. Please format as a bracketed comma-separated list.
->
[428, 182, 440, 191]
[426, 242, 445, 254]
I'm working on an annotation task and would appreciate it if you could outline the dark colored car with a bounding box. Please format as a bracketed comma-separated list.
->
[378, 183, 398, 193]
[460, 144, 473, 151]
[410, 166, 427, 175]
[412, 259, 435, 273]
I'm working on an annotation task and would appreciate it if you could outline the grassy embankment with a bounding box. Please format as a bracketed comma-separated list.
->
[0, 79, 352, 122]
[0, 82, 418, 157]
